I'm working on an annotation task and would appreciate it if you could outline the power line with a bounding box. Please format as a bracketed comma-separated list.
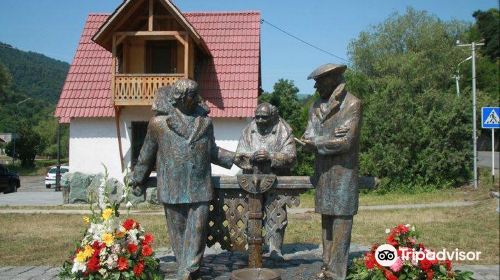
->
[261, 19, 348, 63]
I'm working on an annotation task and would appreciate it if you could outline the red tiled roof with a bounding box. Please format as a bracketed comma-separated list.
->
[55, 12, 260, 123]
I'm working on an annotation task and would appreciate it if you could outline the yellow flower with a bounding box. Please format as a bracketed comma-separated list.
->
[83, 216, 90, 224]
[102, 233, 114, 246]
[82, 245, 94, 258]
[102, 208, 114, 221]
[75, 251, 87, 263]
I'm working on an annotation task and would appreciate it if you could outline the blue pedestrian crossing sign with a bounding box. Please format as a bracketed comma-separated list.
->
[482, 107, 500, 129]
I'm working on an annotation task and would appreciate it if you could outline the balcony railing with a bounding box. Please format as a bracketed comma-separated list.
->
[113, 74, 185, 106]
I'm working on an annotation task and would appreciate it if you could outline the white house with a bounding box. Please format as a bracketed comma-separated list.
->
[55, 0, 260, 180]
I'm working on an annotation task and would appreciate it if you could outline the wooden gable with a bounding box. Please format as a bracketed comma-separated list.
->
[92, 0, 208, 54]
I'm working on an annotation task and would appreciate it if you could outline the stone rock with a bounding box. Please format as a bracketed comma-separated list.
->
[146, 187, 159, 204]
[61, 172, 74, 204]
[60, 172, 73, 189]
[87, 174, 127, 205]
[68, 172, 95, 204]
[359, 176, 380, 189]
[129, 189, 146, 205]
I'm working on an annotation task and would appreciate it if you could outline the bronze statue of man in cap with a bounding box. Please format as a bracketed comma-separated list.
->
[129, 79, 235, 280]
[299, 64, 362, 280]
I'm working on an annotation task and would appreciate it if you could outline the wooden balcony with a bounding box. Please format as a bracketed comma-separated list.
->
[113, 74, 184, 106]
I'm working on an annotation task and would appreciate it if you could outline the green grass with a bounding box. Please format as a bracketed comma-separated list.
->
[0, 198, 498, 266]
[299, 169, 499, 208]
[298, 187, 489, 208]
[287, 198, 499, 265]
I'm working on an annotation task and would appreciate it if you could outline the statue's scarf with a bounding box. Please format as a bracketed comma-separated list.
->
[316, 82, 347, 123]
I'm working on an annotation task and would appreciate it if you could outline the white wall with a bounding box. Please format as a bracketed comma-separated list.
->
[69, 109, 250, 180]
[69, 117, 124, 180]
[211, 117, 250, 175]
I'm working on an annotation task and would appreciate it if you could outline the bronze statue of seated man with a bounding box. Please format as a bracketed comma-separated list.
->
[235, 102, 297, 257]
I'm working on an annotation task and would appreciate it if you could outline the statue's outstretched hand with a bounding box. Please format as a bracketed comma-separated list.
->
[296, 137, 316, 153]
[132, 185, 145, 197]
[126, 173, 145, 197]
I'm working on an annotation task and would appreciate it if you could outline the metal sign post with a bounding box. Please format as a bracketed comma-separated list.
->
[481, 107, 500, 185]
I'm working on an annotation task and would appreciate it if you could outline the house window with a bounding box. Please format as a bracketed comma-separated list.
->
[131, 121, 149, 168]
[145, 40, 177, 74]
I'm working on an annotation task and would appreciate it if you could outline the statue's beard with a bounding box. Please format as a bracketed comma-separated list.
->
[256, 123, 273, 135]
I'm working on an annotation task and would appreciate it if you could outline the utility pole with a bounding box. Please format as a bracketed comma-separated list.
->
[13, 98, 31, 165]
[55, 122, 61, 191]
[458, 42, 484, 189]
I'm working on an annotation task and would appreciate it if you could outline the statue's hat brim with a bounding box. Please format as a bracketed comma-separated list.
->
[307, 64, 347, 80]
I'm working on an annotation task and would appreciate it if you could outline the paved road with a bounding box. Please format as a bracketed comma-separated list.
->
[0, 176, 63, 206]
[18, 176, 50, 192]
[1, 245, 498, 280]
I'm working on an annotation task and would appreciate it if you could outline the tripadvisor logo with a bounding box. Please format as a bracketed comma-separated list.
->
[375, 244, 398, 266]
[374, 244, 482, 267]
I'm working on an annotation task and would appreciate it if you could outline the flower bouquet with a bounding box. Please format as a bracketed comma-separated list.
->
[347, 224, 475, 280]
[60, 169, 163, 279]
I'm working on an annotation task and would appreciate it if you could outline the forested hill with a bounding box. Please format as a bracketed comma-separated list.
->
[0, 42, 69, 104]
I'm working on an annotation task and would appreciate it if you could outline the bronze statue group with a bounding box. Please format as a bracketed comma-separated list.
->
[129, 64, 362, 280]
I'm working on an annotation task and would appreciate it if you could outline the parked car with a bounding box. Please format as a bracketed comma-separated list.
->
[45, 166, 69, 189]
[0, 164, 20, 193]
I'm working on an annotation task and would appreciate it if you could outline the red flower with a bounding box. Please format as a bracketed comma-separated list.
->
[386, 233, 398, 246]
[364, 252, 377, 269]
[128, 243, 138, 254]
[142, 245, 153, 256]
[86, 256, 100, 272]
[383, 269, 398, 280]
[92, 241, 105, 251]
[142, 233, 154, 245]
[117, 257, 129, 271]
[444, 259, 452, 271]
[397, 224, 409, 234]
[133, 261, 145, 276]
[426, 270, 434, 280]
[123, 219, 137, 230]
[420, 258, 433, 271]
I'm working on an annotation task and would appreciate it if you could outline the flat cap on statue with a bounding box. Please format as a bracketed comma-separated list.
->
[307, 63, 347, 80]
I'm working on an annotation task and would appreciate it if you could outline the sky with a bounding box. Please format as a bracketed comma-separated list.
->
[0, 0, 497, 95]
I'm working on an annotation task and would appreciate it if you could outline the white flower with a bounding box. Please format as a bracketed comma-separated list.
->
[100, 249, 107, 258]
[411, 226, 416, 232]
[126, 201, 133, 208]
[385, 228, 391, 234]
[111, 244, 121, 254]
[98, 178, 107, 209]
[71, 261, 86, 273]
[106, 254, 117, 269]
[405, 224, 411, 227]
[99, 268, 107, 276]
[128, 229, 139, 242]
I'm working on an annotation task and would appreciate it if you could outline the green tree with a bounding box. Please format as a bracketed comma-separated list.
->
[347, 8, 473, 190]
[348, 7, 470, 94]
[259, 79, 313, 175]
[0, 62, 11, 98]
[34, 118, 69, 158]
[471, 9, 499, 60]
[5, 122, 42, 167]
